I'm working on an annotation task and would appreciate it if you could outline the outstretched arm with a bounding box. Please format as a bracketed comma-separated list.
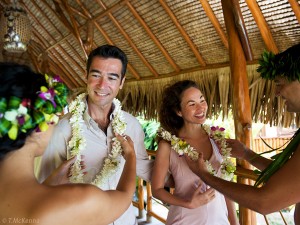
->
[87, 134, 137, 225]
[185, 147, 300, 215]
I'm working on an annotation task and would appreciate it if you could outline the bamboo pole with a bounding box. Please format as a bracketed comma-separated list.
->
[221, 0, 255, 224]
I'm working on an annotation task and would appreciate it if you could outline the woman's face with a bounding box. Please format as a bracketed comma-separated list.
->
[177, 87, 208, 125]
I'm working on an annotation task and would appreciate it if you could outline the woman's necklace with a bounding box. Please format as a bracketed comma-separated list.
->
[157, 125, 236, 181]
[67, 93, 127, 188]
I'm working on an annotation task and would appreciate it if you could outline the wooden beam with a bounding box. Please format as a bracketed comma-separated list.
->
[49, 59, 76, 89]
[199, 0, 229, 49]
[74, 0, 93, 56]
[23, 3, 86, 86]
[27, 46, 41, 73]
[245, 0, 278, 54]
[67, 0, 140, 80]
[97, 3, 159, 77]
[159, 0, 206, 66]
[43, 0, 129, 52]
[126, 1, 180, 73]
[60, 1, 88, 59]
[288, 0, 300, 24]
[231, 0, 253, 61]
[93, 22, 141, 80]
[49, 53, 79, 88]
[221, 0, 254, 224]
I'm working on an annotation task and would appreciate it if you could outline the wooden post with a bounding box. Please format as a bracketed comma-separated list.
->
[221, 0, 255, 225]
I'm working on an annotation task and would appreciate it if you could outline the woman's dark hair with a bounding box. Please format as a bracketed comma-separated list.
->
[159, 80, 199, 135]
[0, 62, 47, 160]
[86, 44, 128, 79]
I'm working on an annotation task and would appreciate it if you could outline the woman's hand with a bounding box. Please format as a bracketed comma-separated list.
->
[187, 185, 215, 209]
[115, 133, 135, 160]
[43, 156, 81, 186]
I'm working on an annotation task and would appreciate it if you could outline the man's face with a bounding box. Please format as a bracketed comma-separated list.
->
[274, 76, 300, 112]
[86, 57, 125, 109]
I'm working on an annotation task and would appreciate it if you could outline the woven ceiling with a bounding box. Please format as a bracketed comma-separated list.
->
[0, 0, 299, 126]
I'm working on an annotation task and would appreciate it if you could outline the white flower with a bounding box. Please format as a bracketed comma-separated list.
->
[4, 110, 18, 121]
[157, 125, 236, 181]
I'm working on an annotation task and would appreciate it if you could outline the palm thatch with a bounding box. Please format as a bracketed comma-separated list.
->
[0, 0, 299, 127]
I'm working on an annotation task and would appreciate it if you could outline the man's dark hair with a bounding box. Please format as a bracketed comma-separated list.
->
[86, 45, 128, 79]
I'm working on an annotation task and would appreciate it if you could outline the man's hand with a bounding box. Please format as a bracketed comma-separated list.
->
[185, 153, 207, 178]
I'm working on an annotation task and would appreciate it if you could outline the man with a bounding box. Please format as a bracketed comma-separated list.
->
[185, 43, 300, 224]
[37, 45, 153, 225]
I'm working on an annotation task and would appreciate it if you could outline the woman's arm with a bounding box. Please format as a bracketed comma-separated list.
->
[151, 140, 215, 209]
[225, 197, 240, 225]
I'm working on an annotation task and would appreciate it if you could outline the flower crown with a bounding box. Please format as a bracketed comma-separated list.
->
[0, 74, 68, 140]
[257, 44, 300, 81]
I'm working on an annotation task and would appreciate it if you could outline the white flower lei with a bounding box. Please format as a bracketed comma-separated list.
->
[67, 93, 127, 188]
[157, 124, 236, 181]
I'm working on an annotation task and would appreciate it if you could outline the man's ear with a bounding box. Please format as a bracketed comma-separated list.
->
[120, 76, 126, 89]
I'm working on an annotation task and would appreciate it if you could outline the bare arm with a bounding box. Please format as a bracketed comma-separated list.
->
[185, 147, 300, 215]
[225, 197, 240, 225]
[151, 140, 215, 209]
[86, 134, 137, 225]
[227, 139, 272, 171]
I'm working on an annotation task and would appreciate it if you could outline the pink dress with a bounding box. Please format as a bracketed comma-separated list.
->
[166, 138, 230, 225]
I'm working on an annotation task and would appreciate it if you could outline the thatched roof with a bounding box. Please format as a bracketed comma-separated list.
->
[0, 0, 299, 127]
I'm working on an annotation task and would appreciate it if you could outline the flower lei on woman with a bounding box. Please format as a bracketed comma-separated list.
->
[0, 75, 68, 140]
[158, 125, 236, 181]
[68, 93, 127, 188]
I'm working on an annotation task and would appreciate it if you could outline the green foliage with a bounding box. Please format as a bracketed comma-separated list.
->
[257, 47, 300, 81]
[255, 128, 300, 186]
[137, 116, 160, 151]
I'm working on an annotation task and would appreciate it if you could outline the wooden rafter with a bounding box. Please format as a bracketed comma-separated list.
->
[49, 58, 76, 89]
[69, 1, 140, 80]
[60, 1, 88, 59]
[231, 0, 253, 60]
[23, 4, 85, 86]
[50, 49, 82, 87]
[159, 0, 206, 67]
[245, 0, 278, 54]
[27, 46, 41, 73]
[95, 0, 159, 77]
[75, 0, 94, 55]
[93, 22, 141, 80]
[199, 0, 229, 49]
[39, 0, 128, 52]
[288, 0, 300, 24]
[126, 1, 180, 73]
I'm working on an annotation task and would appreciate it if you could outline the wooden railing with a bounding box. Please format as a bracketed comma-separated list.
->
[132, 141, 294, 224]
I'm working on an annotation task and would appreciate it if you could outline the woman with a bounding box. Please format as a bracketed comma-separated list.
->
[0, 62, 136, 225]
[151, 80, 239, 225]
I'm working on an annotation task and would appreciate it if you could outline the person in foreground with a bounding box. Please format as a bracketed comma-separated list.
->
[36, 44, 152, 224]
[185, 43, 300, 224]
[0, 62, 136, 225]
[151, 80, 239, 225]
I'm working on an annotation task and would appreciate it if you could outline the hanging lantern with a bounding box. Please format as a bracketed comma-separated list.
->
[0, 1, 31, 53]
